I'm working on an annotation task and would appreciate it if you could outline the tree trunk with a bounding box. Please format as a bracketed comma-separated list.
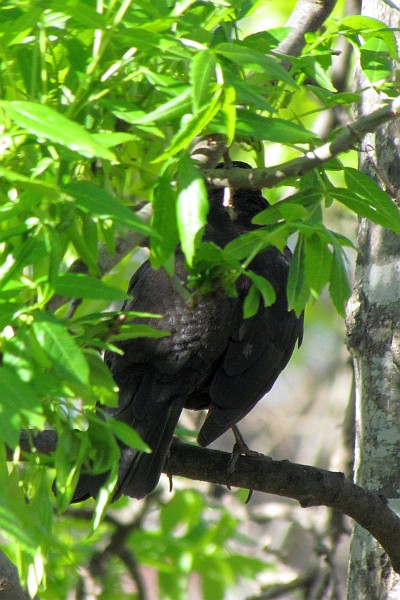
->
[346, 1, 400, 597]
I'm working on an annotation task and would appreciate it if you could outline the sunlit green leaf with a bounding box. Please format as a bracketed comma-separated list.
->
[32, 318, 90, 387]
[155, 89, 223, 161]
[0, 367, 40, 447]
[1, 101, 115, 160]
[150, 172, 180, 268]
[360, 37, 392, 83]
[108, 421, 150, 452]
[177, 155, 209, 266]
[190, 50, 216, 112]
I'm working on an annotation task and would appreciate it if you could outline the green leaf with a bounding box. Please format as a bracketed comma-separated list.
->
[287, 236, 309, 315]
[222, 85, 236, 145]
[243, 284, 260, 318]
[177, 156, 209, 266]
[215, 42, 297, 88]
[0, 6, 42, 46]
[155, 89, 222, 161]
[223, 69, 274, 111]
[305, 85, 360, 108]
[65, 182, 153, 234]
[32, 318, 90, 388]
[333, 169, 400, 234]
[108, 421, 150, 452]
[360, 37, 392, 83]
[150, 172, 179, 268]
[131, 88, 192, 124]
[330, 246, 351, 316]
[86, 352, 118, 407]
[54, 273, 129, 301]
[301, 58, 336, 92]
[49, 0, 107, 28]
[92, 132, 139, 147]
[1, 101, 115, 161]
[0, 303, 17, 330]
[0, 367, 40, 447]
[0, 166, 59, 196]
[236, 112, 318, 144]
[253, 190, 322, 225]
[247, 271, 276, 306]
[278, 203, 310, 221]
[341, 15, 398, 58]
[304, 234, 332, 295]
[190, 50, 216, 112]
[224, 230, 266, 261]
[54, 428, 90, 510]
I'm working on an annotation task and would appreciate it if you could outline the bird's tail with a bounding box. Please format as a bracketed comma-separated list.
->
[71, 397, 185, 502]
[116, 396, 185, 499]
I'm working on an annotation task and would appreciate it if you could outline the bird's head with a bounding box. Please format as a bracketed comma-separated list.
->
[208, 161, 269, 227]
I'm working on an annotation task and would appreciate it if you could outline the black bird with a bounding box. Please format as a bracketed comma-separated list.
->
[72, 162, 303, 502]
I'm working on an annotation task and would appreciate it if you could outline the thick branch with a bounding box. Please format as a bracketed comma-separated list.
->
[13, 431, 400, 575]
[204, 97, 400, 190]
[0, 550, 34, 600]
[277, 0, 338, 58]
[166, 439, 400, 573]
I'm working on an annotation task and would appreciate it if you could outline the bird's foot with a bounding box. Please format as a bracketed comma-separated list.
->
[227, 425, 271, 503]
[164, 453, 174, 493]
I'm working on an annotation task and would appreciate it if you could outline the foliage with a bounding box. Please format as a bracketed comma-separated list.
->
[0, 0, 399, 597]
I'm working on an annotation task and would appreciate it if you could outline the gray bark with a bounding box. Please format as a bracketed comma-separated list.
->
[346, 1, 400, 597]
[0, 550, 33, 600]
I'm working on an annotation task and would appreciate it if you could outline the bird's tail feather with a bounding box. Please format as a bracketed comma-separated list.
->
[117, 396, 185, 499]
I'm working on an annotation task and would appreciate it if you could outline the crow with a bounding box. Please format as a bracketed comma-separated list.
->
[72, 162, 304, 502]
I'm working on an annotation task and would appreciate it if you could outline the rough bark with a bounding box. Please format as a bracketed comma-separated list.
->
[346, 1, 400, 597]
[0, 550, 34, 600]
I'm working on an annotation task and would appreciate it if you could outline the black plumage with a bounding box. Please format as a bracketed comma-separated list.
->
[73, 162, 303, 502]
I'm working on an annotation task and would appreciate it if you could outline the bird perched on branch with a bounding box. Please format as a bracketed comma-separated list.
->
[72, 161, 303, 502]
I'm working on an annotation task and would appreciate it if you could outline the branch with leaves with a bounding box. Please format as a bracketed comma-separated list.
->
[203, 98, 400, 190]
[46, 98, 400, 314]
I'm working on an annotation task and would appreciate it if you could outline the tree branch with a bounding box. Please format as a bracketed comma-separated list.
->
[276, 0, 338, 58]
[12, 431, 400, 575]
[0, 550, 35, 600]
[203, 97, 400, 190]
[166, 439, 400, 573]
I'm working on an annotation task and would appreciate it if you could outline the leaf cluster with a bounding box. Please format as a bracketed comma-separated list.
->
[0, 0, 399, 596]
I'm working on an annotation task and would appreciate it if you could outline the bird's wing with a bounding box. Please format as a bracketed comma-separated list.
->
[198, 248, 304, 447]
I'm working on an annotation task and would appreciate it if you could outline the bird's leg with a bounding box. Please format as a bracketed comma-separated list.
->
[227, 425, 269, 503]
[163, 453, 174, 493]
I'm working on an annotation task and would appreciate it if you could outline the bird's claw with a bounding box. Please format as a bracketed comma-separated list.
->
[164, 453, 174, 493]
[226, 426, 271, 502]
